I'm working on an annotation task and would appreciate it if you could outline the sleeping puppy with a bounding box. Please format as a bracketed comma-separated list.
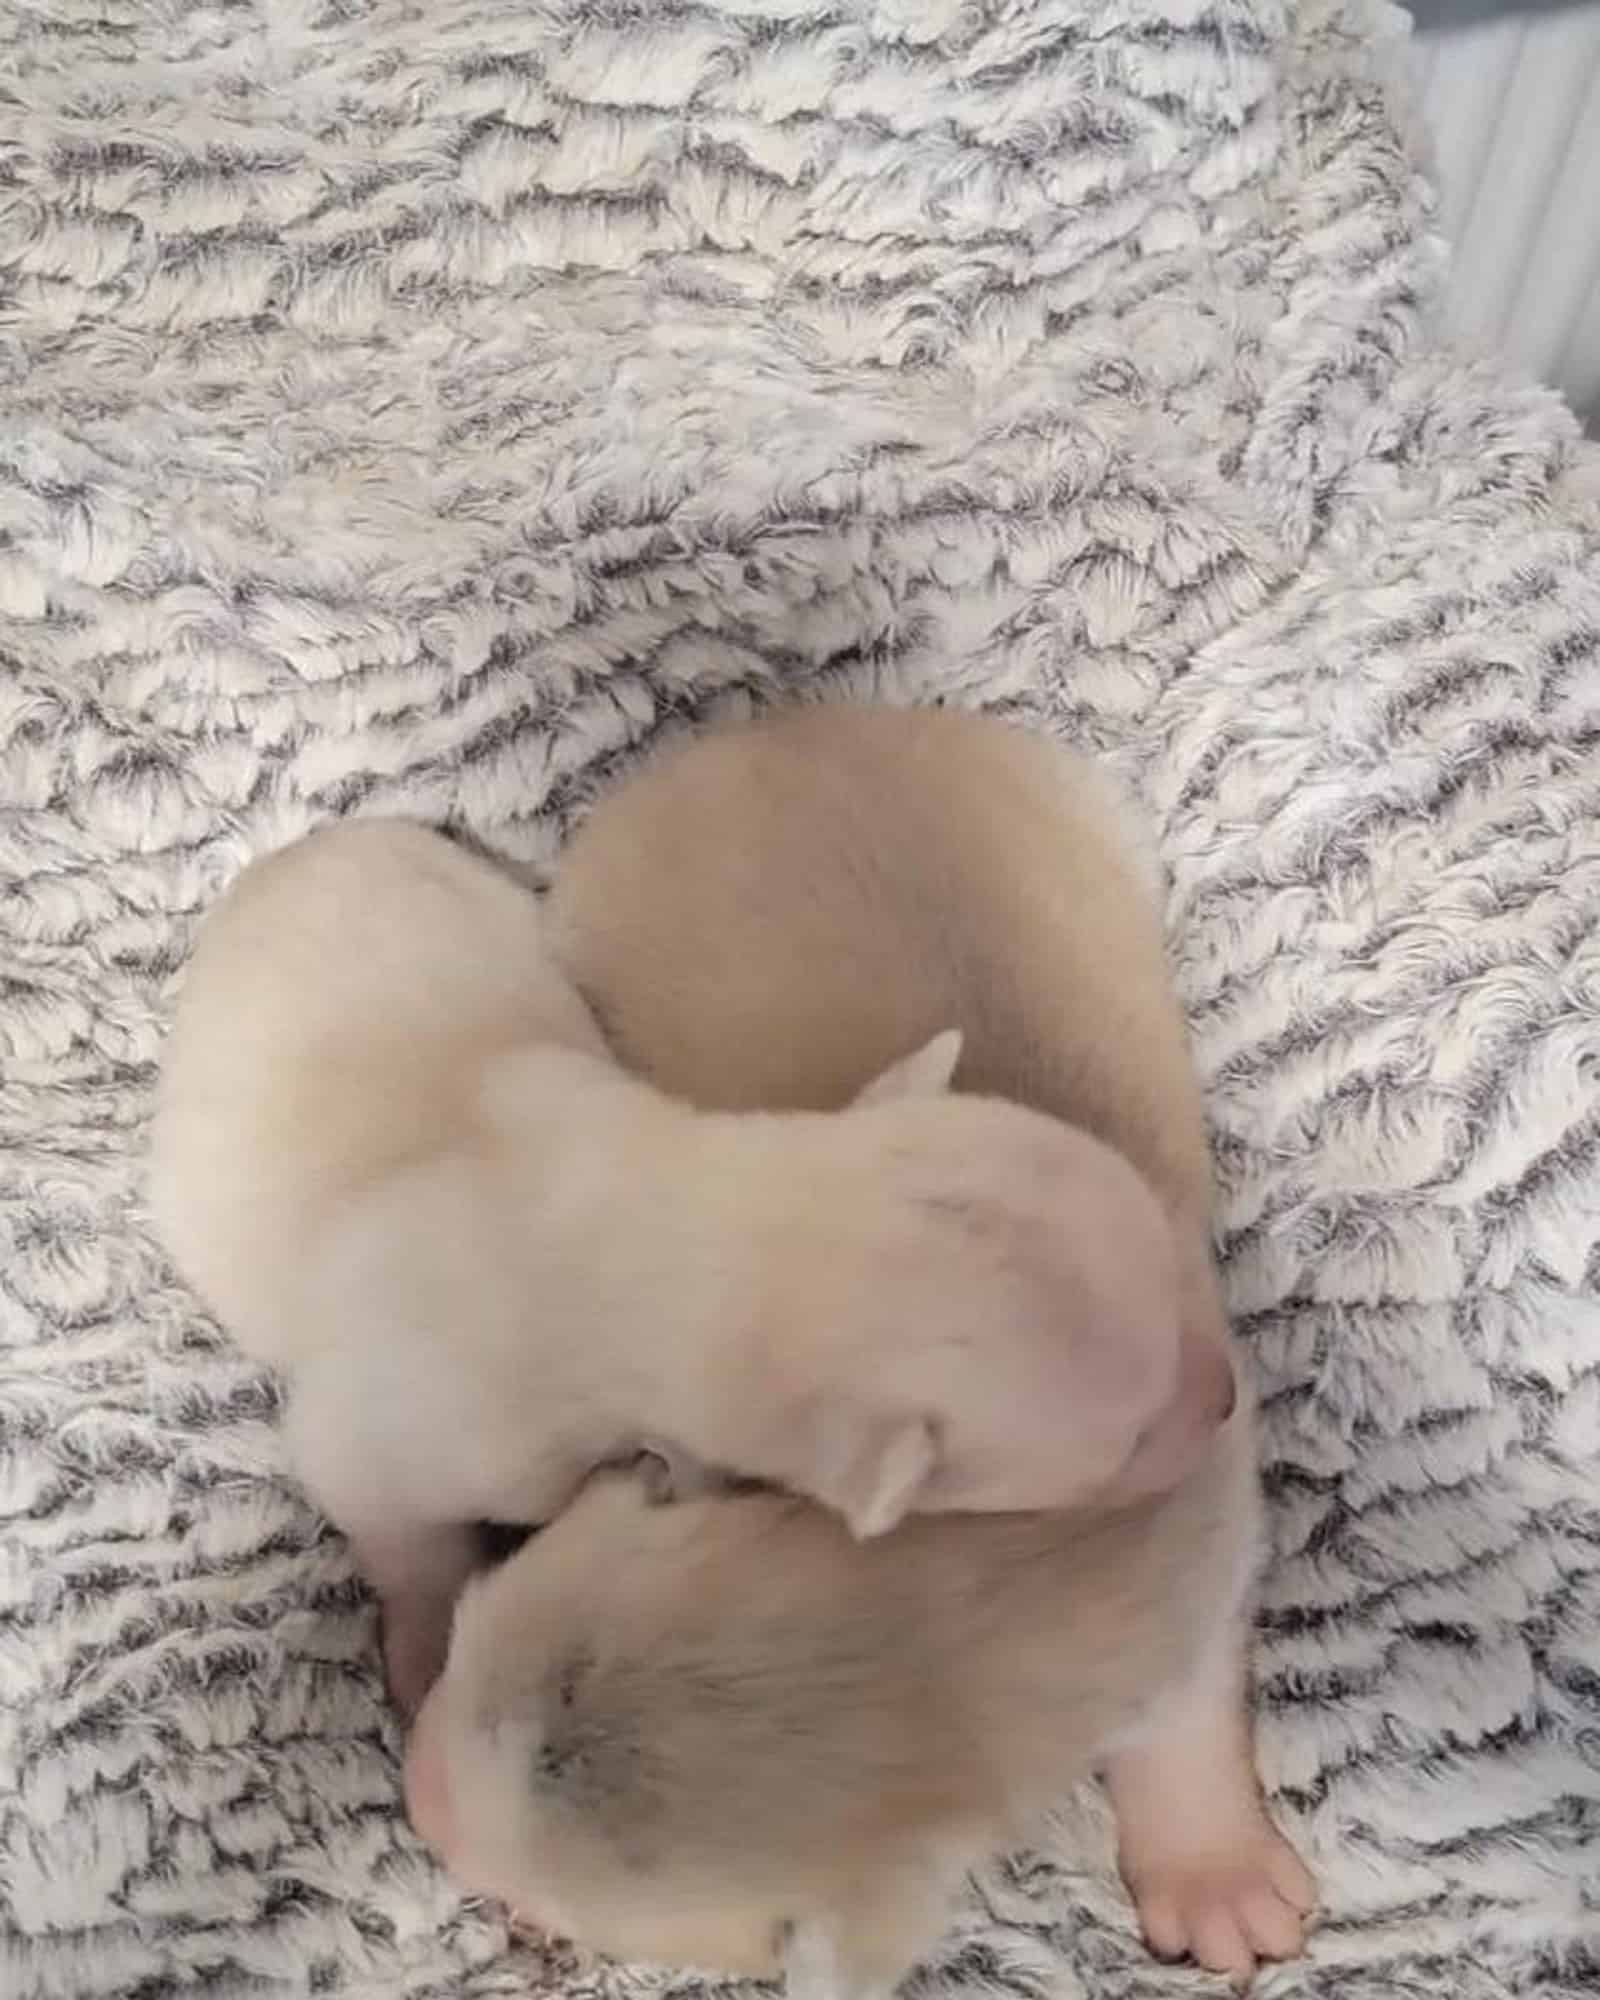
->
[147, 816, 1200, 1711]
[404, 704, 1315, 1988]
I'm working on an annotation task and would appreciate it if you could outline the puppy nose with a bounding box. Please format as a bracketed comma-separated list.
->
[1096, 1324, 1237, 1505]
[1203, 1341, 1237, 1425]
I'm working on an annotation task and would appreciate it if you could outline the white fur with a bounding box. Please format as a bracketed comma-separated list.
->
[147, 816, 1196, 1700]
[408, 706, 1309, 1991]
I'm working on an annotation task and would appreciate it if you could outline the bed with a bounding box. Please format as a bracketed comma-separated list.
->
[2, 2, 1596, 1996]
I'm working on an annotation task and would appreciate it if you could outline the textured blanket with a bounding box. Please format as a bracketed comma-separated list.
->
[3, 1, 1598, 1996]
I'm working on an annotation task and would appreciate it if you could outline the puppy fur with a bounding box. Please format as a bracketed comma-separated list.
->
[405, 705, 1314, 1990]
[147, 815, 1195, 1708]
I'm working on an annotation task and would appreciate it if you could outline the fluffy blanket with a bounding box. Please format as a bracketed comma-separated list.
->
[2, 2, 1597, 1996]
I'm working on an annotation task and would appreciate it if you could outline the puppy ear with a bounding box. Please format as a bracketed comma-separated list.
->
[853, 1029, 963, 1107]
[816, 1409, 937, 1539]
[633, 1436, 720, 1505]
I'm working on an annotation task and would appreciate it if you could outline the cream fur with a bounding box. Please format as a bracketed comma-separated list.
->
[146, 812, 1197, 1702]
[408, 707, 1313, 1992]
[412, 1437, 1260, 1986]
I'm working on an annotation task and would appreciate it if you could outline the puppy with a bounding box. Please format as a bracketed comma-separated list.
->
[147, 816, 1199, 1710]
[405, 705, 1314, 1988]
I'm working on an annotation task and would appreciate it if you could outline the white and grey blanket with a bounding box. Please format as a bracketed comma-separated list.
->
[2, 2, 1597, 1996]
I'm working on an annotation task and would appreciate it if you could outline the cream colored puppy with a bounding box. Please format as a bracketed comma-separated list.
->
[147, 817, 1200, 1711]
[405, 705, 1314, 1990]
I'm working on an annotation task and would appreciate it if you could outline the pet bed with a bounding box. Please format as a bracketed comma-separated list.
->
[1, 2, 1597, 1995]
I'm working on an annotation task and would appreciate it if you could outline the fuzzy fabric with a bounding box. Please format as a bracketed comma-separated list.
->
[2, 1, 1598, 1997]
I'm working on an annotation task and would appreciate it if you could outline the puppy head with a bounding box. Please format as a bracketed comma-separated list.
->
[406, 1477, 780, 1975]
[765, 1034, 1232, 1537]
[404, 1473, 956, 1985]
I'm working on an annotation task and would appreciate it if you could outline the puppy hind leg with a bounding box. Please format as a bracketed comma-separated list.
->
[1103, 1623, 1315, 1986]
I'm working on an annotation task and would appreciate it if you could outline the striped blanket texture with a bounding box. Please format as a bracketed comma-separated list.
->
[2, 2, 1597, 1996]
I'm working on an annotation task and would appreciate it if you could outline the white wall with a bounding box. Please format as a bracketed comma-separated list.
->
[1415, 9, 1600, 431]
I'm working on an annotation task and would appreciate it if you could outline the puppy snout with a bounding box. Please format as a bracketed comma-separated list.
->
[1201, 1339, 1237, 1426]
[1098, 1323, 1237, 1504]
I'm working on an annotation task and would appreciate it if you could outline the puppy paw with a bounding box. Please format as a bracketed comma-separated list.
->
[1120, 1812, 1315, 1985]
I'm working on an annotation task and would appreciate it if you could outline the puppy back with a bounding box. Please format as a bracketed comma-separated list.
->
[148, 820, 604, 1347]
[549, 705, 1212, 1225]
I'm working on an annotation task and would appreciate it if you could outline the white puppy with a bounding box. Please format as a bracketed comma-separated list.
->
[147, 816, 1203, 1709]
[405, 704, 1313, 1989]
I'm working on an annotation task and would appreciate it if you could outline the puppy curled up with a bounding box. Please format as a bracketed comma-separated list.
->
[147, 813, 1192, 1712]
[405, 704, 1315, 1993]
